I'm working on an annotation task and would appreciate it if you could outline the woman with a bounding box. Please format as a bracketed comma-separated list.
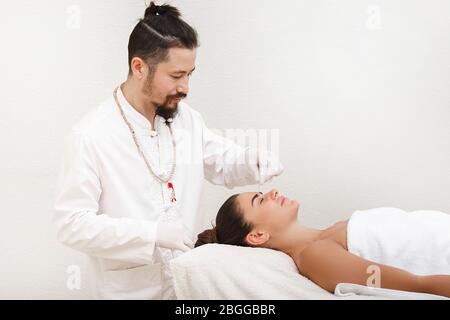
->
[195, 189, 450, 298]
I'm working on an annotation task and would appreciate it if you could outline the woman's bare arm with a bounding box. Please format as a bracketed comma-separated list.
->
[297, 239, 450, 297]
[418, 275, 450, 297]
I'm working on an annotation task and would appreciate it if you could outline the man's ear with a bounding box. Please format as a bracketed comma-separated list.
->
[245, 229, 270, 246]
[130, 57, 146, 80]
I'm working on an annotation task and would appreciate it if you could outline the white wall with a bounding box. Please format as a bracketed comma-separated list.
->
[0, 0, 448, 299]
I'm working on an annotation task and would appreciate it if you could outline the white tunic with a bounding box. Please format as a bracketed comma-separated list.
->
[54, 86, 260, 299]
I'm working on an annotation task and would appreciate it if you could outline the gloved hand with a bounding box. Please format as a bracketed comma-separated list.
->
[254, 148, 284, 184]
[156, 220, 194, 252]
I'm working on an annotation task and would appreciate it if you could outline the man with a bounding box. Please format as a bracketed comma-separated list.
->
[54, 2, 283, 299]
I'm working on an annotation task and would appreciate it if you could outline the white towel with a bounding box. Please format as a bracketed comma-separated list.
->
[347, 207, 450, 276]
[335, 283, 449, 300]
[169, 244, 380, 300]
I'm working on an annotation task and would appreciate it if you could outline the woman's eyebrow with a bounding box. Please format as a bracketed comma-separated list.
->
[251, 192, 263, 207]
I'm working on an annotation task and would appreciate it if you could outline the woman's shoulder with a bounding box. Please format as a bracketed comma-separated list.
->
[294, 222, 349, 269]
[318, 220, 349, 250]
[295, 238, 345, 276]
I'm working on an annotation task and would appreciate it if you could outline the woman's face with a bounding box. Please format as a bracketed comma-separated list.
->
[236, 188, 300, 237]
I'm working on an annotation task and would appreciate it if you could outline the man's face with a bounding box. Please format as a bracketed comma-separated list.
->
[143, 47, 196, 119]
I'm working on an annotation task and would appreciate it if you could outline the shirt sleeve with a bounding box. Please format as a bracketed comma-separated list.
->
[199, 114, 260, 188]
[53, 131, 158, 264]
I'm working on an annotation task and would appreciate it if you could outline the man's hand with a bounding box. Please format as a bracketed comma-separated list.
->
[245, 148, 284, 184]
[254, 149, 284, 184]
[156, 220, 194, 252]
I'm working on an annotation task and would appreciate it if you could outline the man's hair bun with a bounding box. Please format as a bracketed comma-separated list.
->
[144, 1, 181, 19]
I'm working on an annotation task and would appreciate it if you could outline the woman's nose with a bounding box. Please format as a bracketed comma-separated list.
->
[268, 188, 278, 200]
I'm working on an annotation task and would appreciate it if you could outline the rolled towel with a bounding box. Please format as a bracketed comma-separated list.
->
[335, 283, 449, 300]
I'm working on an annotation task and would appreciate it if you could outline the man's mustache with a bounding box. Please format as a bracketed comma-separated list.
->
[170, 93, 187, 100]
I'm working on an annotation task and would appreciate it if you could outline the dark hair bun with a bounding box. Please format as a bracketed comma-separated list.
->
[145, 2, 181, 19]
[195, 227, 218, 247]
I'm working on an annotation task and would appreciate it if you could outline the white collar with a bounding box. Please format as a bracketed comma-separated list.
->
[116, 85, 168, 134]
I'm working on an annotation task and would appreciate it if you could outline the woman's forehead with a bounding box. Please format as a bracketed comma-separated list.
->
[238, 192, 260, 210]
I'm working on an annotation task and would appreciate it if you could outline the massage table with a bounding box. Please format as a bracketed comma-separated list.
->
[169, 244, 448, 300]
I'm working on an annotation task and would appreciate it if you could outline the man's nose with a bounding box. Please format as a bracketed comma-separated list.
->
[176, 81, 189, 96]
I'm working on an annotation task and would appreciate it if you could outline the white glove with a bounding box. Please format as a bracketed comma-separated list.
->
[156, 220, 194, 252]
[254, 148, 284, 184]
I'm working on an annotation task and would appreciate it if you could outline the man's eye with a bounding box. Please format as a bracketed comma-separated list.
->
[171, 75, 182, 79]
[260, 197, 264, 204]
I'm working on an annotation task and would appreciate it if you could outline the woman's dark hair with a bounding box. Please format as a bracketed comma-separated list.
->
[127, 1, 199, 75]
[195, 194, 254, 247]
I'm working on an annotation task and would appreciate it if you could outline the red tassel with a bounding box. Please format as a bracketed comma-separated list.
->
[167, 182, 176, 203]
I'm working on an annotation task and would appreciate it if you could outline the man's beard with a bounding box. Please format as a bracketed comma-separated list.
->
[155, 92, 186, 120]
[143, 74, 186, 120]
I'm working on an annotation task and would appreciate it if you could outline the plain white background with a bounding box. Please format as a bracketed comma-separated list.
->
[0, 0, 449, 299]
